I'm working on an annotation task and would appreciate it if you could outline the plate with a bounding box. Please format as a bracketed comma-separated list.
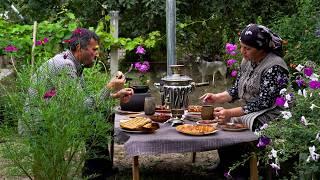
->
[120, 128, 155, 134]
[184, 114, 201, 121]
[196, 120, 218, 127]
[220, 125, 249, 132]
[176, 124, 218, 136]
[115, 107, 143, 115]
[187, 111, 201, 115]
[155, 109, 171, 113]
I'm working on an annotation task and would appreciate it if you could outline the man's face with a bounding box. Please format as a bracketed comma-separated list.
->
[79, 39, 99, 68]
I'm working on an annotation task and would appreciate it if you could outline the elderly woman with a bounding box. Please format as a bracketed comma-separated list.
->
[201, 24, 289, 177]
[200, 24, 289, 130]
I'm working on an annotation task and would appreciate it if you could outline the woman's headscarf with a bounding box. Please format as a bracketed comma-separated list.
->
[239, 24, 283, 57]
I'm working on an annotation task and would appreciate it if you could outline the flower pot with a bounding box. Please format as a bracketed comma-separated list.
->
[131, 85, 149, 93]
[120, 85, 151, 112]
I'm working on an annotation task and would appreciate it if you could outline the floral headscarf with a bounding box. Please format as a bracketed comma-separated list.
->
[239, 24, 283, 57]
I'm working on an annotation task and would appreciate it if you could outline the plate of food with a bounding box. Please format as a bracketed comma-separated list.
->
[155, 105, 171, 113]
[187, 105, 202, 115]
[149, 113, 171, 123]
[220, 122, 249, 132]
[176, 124, 218, 136]
[120, 117, 160, 133]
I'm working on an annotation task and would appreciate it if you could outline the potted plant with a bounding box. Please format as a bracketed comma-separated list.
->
[120, 45, 152, 112]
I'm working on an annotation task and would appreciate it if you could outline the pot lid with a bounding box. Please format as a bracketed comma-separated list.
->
[161, 74, 192, 82]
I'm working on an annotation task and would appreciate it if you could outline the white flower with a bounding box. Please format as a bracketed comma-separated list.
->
[254, 129, 261, 136]
[271, 148, 278, 158]
[284, 101, 289, 108]
[316, 132, 320, 142]
[281, 111, 292, 120]
[295, 64, 304, 72]
[279, 88, 287, 95]
[300, 116, 309, 126]
[307, 146, 320, 162]
[309, 73, 319, 81]
[297, 89, 307, 97]
[285, 94, 292, 101]
[303, 89, 307, 98]
[270, 162, 280, 170]
[260, 123, 269, 130]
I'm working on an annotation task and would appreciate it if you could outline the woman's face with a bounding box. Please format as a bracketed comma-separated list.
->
[240, 42, 266, 63]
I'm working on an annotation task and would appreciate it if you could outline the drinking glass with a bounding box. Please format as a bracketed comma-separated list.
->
[144, 97, 156, 115]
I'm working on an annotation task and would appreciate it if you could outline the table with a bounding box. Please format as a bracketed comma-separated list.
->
[114, 113, 259, 180]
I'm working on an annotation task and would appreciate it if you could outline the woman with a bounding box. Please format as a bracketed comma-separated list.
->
[200, 24, 289, 130]
[201, 24, 289, 177]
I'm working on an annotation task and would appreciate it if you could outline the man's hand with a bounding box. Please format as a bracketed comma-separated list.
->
[111, 88, 134, 103]
[107, 71, 125, 92]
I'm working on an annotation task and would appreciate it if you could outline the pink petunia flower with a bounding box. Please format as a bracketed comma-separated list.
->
[304, 67, 313, 77]
[43, 37, 49, 43]
[225, 43, 237, 54]
[43, 88, 56, 100]
[309, 80, 320, 89]
[230, 70, 237, 77]
[35, 40, 43, 46]
[4, 45, 18, 52]
[275, 97, 286, 106]
[226, 59, 237, 67]
[136, 46, 145, 54]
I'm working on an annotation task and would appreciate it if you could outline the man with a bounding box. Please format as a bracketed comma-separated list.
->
[22, 28, 133, 179]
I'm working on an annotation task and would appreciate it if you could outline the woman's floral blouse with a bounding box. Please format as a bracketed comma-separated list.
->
[228, 64, 289, 114]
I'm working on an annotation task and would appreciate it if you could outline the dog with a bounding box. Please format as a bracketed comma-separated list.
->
[196, 56, 227, 86]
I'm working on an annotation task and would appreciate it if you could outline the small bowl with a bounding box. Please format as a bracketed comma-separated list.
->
[171, 109, 184, 118]
[150, 114, 171, 123]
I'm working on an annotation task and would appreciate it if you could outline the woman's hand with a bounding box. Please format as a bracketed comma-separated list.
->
[213, 107, 232, 124]
[199, 93, 217, 103]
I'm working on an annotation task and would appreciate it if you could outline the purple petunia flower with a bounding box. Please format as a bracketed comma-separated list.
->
[304, 67, 313, 77]
[224, 170, 232, 179]
[295, 78, 304, 87]
[43, 88, 56, 100]
[4, 45, 18, 52]
[309, 80, 320, 89]
[275, 97, 286, 106]
[230, 70, 237, 77]
[257, 136, 271, 148]
[226, 59, 237, 67]
[136, 46, 145, 54]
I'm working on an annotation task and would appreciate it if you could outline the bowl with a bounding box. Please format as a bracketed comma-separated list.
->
[171, 109, 184, 118]
[149, 114, 171, 123]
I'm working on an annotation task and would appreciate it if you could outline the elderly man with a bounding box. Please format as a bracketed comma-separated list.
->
[22, 28, 133, 179]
